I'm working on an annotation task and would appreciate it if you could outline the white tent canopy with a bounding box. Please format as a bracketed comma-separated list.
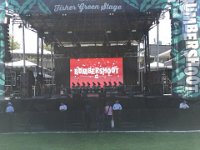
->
[150, 61, 172, 70]
[150, 61, 164, 69]
[5, 60, 52, 78]
[5, 60, 37, 68]
[164, 59, 172, 69]
[140, 61, 171, 71]
[158, 49, 171, 59]
[11, 48, 51, 55]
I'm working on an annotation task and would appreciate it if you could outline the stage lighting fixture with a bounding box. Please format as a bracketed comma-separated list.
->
[67, 31, 73, 34]
[18, 23, 22, 28]
[106, 30, 111, 34]
[131, 29, 136, 32]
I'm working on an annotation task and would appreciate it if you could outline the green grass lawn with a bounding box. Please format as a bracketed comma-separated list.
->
[0, 132, 200, 150]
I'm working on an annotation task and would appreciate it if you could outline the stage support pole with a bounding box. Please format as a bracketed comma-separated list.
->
[138, 43, 143, 91]
[22, 22, 26, 73]
[36, 33, 39, 75]
[144, 31, 150, 73]
[51, 43, 54, 84]
[156, 18, 160, 70]
[137, 43, 140, 83]
[144, 31, 150, 93]
[41, 37, 44, 76]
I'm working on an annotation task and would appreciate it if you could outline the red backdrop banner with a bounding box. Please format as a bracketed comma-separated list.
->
[70, 58, 123, 87]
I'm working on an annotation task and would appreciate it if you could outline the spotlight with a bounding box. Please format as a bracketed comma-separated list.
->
[106, 30, 111, 34]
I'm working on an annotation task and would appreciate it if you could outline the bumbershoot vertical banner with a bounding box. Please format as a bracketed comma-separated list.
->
[171, 0, 200, 99]
[0, 0, 6, 99]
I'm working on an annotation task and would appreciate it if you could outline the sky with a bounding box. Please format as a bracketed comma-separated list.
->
[10, 11, 171, 52]
[10, 24, 38, 53]
[149, 11, 171, 45]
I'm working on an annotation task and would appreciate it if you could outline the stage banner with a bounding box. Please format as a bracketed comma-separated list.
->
[11, 0, 167, 15]
[171, 0, 200, 99]
[0, 0, 5, 99]
[0, 0, 5, 23]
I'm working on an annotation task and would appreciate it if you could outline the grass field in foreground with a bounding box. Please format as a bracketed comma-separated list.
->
[0, 132, 200, 150]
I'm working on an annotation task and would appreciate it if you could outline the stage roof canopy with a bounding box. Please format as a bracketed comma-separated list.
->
[9, 0, 167, 45]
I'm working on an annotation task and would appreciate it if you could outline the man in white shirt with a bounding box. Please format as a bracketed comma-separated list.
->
[113, 100, 122, 111]
[59, 102, 68, 129]
[59, 103, 67, 111]
[6, 102, 14, 113]
[179, 100, 189, 109]
[112, 100, 122, 128]
[5, 102, 15, 131]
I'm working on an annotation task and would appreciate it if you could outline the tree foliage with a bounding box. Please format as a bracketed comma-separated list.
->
[44, 43, 52, 51]
[9, 36, 20, 50]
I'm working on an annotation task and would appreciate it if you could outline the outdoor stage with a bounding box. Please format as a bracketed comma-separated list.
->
[1, 0, 200, 133]
[3, 0, 168, 98]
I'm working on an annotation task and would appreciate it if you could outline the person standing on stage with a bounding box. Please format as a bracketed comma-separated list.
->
[59, 102, 68, 130]
[179, 100, 189, 110]
[112, 100, 122, 129]
[96, 103, 104, 131]
[59, 102, 68, 111]
[104, 101, 113, 130]
[5, 102, 15, 131]
[5, 102, 15, 113]
[84, 101, 92, 130]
